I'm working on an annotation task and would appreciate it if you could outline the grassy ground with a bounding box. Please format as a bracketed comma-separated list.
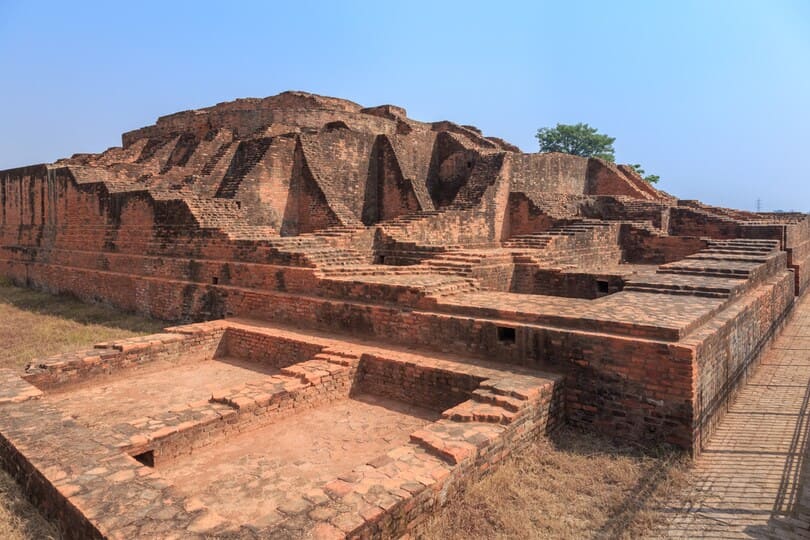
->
[0, 278, 164, 371]
[0, 280, 689, 539]
[0, 279, 164, 540]
[419, 426, 690, 540]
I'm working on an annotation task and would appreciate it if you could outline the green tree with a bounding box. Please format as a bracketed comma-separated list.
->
[535, 123, 615, 162]
[630, 164, 660, 184]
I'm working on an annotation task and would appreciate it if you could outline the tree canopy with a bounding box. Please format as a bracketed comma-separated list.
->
[535, 122, 660, 183]
[535, 123, 615, 162]
[630, 164, 660, 184]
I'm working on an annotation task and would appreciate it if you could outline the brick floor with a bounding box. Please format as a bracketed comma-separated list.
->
[659, 294, 810, 539]
[158, 394, 438, 526]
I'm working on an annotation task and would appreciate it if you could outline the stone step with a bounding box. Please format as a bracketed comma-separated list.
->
[441, 400, 517, 424]
[423, 265, 472, 274]
[321, 266, 434, 277]
[470, 388, 525, 412]
[657, 267, 750, 279]
[705, 245, 775, 253]
[688, 253, 771, 263]
[478, 378, 545, 401]
[623, 285, 728, 298]
[424, 279, 479, 297]
[708, 240, 779, 250]
[428, 254, 485, 263]
[700, 249, 774, 258]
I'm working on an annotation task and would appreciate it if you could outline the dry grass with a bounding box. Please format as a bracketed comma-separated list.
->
[0, 280, 690, 539]
[0, 279, 165, 539]
[0, 278, 164, 370]
[0, 471, 59, 540]
[419, 426, 690, 540]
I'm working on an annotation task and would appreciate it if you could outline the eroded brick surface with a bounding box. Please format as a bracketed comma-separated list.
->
[1, 91, 809, 538]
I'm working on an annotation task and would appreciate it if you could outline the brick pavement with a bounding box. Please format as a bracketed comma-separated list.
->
[660, 294, 810, 539]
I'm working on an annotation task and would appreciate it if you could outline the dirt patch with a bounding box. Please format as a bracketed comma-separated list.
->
[419, 426, 689, 540]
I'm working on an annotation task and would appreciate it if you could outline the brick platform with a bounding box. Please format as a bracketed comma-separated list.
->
[0, 321, 562, 539]
[1, 91, 809, 538]
[660, 293, 810, 538]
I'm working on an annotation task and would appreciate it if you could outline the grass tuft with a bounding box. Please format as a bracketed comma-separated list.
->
[418, 426, 689, 539]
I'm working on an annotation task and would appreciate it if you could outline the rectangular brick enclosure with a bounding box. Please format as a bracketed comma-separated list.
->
[1, 91, 808, 538]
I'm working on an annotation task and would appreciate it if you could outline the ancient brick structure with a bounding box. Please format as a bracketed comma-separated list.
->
[1, 91, 808, 538]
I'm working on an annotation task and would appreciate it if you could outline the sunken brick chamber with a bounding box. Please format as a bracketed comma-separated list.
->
[1, 91, 809, 538]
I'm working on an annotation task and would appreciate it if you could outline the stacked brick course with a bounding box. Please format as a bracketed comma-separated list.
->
[1, 91, 809, 538]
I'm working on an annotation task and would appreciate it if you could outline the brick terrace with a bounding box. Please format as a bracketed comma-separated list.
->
[659, 292, 810, 539]
[1, 91, 809, 538]
[0, 320, 562, 538]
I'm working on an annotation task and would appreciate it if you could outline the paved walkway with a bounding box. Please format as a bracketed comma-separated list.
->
[661, 294, 810, 539]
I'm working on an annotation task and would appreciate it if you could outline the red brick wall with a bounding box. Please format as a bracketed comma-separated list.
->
[669, 207, 741, 237]
[511, 268, 625, 298]
[355, 354, 484, 411]
[23, 330, 225, 391]
[688, 271, 795, 452]
[507, 152, 589, 195]
[586, 159, 651, 199]
[620, 226, 708, 264]
[222, 328, 324, 368]
[504, 193, 555, 237]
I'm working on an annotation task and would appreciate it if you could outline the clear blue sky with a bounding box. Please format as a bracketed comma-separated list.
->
[1, 0, 808, 211]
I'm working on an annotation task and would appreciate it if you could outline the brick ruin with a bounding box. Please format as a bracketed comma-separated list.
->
[0, 91, 808, 538]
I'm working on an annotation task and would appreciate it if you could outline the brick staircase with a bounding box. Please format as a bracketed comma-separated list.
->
[504, 220, 618, 269]
[505, 220, 609, 248]
[671, 203, 743, 235]
[200, 141, 235, 176]
[678, 200, 758, 221]
[623, 219, 665, 235]
[582, 195, 670, 232]
[376, 209, 466, 264]
[309, 225, 365, 239]
[614, 196, 669, 213]
[503, 233, 553, 250]
[410, 372, 561, 464]
[158, 133, 199, 175]
[135, 136, 174, 165]
[623, 274, 740, 298]
[705, 239, 780, 255]
[420, 250, 489, 277]
[220, 225, 280, 240]
[446, 152, 504, 210]
[381, 209, 446, 232]
[214, 139, 273, 198]
[420, 276, 481, 298]
[657, 262, 753, 279]
[517, 193, 584, 220]
[182, 198, 248, 230]
[261, 236, 370, 273]
[515, 236, 786, 299]
[656, 239, 781, 280]
[442, 384, 531, 424]
[180, 130, 234, 173]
